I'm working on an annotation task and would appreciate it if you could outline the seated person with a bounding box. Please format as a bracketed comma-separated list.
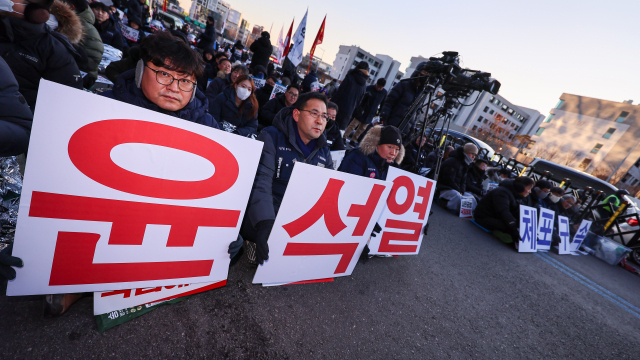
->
[486, 167, 511, 183]
[338, 125, 404, 180]
[522, 179, 552, 209]
[539, 186, 565, 212]
[242, 92, 333, 265]
[598, 189, 629, 218]
[258, 84, 299, 129]
[466, 158, 489, 200]
[209, 75, 258, 137]
[254, 75, 277, 109]
[90, 2, 126, 51]
[102, 31, 218, 128]
[474, 176, 535, 246]
[402, 135, 428, 172]
[425, 146, 454, 178]
[437, 143, 478, 213]
[323, 102, 346, 151]
[205, 63, 248, 102]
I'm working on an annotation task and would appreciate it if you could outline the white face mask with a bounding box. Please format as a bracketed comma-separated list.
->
[548, 194, 561, 203]
[236, 87, 251, 101]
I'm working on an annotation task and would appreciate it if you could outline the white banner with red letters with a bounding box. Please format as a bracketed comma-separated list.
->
[368, 167, 436, 255]
[7, 80, 263, 296]
[253, 163, 392, 285]
[94, 280, 227, 315]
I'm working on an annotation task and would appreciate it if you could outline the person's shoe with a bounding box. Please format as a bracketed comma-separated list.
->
[493, 230, 513, 244]
[43, 293, 83, 317]
[245, 240, 257, 265]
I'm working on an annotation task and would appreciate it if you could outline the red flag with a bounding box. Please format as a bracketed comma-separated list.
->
[162, 0, 168, 12]
[307, 15, 326, 74]
[282, 18, 295, 58]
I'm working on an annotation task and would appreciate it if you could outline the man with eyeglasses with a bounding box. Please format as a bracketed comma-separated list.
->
[102, 31, 218, 128]
[323, 101, 346, 151]
[241, 92, 334, 265]
[258, 84, 299, 129]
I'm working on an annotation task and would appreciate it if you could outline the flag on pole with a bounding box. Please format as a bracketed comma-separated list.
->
[307, 15, 326, 73]
[287, 9, 308, 67]
[276, 25, 285, 64]
[162, 0, 168, 12]
[282, 18, 295, 58]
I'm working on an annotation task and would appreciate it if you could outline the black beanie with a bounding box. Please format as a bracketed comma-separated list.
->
[356, 61, 369, 71]
[379, 126, 402, 147]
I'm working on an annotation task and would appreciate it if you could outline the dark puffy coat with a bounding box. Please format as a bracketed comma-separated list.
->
[204, 73, 231, 103]
[332, 69, 369, 130]
[198, 22, 216, 50]
[379, 62, 427, 129]
[0, 56, 32, 156]
[246, 107, 333, 227]
[101, 69, 219, 129]
[401, 140, 427, 171]
[324, 120, 345, 151]
[0, 16, 83, 111]
[128, 0, 142, 21]
[254, 83, 273, 110]
[355, 85, 387, 124]
[76, 7, 104, 78]
[249, 34, 273, 70]
[474, 179, 521, 229]
[437, 146, 469, 194]
[522, 190, 544, 209]
[94, 17, 126, 51]
[258, 92, 286, 128]
[301, 71, 317, 93]
[209, 87, 258, 137]
[466, 165, 486, 197]
[105, 45, 141, 84]
[338, 125, 405, 180]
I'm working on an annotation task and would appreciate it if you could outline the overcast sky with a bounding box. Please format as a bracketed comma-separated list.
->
[198, 0, 640, 114]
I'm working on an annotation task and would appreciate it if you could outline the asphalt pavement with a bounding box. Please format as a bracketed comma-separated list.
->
[1, 205, 640, 359]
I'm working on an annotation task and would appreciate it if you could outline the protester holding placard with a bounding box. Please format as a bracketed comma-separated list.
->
[466, 158, 489, 200]
[522, 179, 552, 209]
[538, 186, 565, 212]
[102, 31, 218, 129]
[205, 63, 248, 102]
[259, 84, 299, 129]
[255, 75, 277, 110]
[474, 176, 535, 245]
[209, 75, 258, 137]
[242, 92, 334, 265]
[324, 101, 346, 151]
[338, 125, 404, 180]
[89, 2, 126, 52]
[0, 57, 32, 156]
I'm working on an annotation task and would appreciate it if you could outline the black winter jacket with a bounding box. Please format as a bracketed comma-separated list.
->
[324, 120, 346, 151]
[209, 87, 258, 137]
[338, 125, 404, 180]
[254, 83, 273, 110]
[204, 74, 231, 103]
[94, 17, 126, 51]
[355, 85, 387, 124]
[198, 22, 216, 50]
[0, 56, 32, 156]
[466, 165, 486, 197]
[101, 69, 219, 129]
[258, 92, 286, 128]
[379, 62, 427, 130]
[246, 107, 333, 227]
[249, 35, 272, 70]
[401, 141, 427, 171]
[0, 16, 83, 111]
[332, 69, 369, 130]
[474, 179, 522, 229]
[437, 146, 469, 194]
[301, 71, 317, 93]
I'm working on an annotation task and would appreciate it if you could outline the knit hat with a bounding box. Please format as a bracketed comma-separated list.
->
[463, 143, 478, 155]
[379, 126, 402, 147]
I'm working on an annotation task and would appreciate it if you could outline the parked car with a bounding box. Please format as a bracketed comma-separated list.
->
[426, 129, 495, 160]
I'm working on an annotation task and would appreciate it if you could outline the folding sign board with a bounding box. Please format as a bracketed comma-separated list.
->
[571, 219, 592, 252]
[519, 205, 538, 253]
[558, 216, 572, 255]
[94, 280, 227, 315]
[368, 167, 436, 255]
[7, 81, 263, 295]
[253, 163, 392, 284]
[537, 208, 555, 251]
[459, 195, 474, 218]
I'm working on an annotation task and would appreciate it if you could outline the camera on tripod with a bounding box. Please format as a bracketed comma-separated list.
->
[423, 51, 501, 95]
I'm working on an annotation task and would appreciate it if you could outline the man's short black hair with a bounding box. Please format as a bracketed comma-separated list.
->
[475, 158, 488, 166]
[535, 179, 552, 190]
[376, 78, 386, 87]
[64, 0, 88, 12]
[294, 92, 328, 111]
[140, 31, 205, 79]
[215, 52, 227, 60]
[286, 84, 300, 92]
[266, 75, 278, 82]
[327, 101, 338, 112]
[89, 2, 109, 13]
[550, 186, 565, 195]
[218, 58, 231, 66]
[498, 168, 511, 177]
[207, 16, 214, 23]
[515, 176, 535, 188]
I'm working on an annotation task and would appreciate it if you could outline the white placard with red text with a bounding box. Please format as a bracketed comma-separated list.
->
[94, 280, 227, 315]
[7, 80, 263, 296]
[368, 167, 436, 255]
[253, 163, 392, 284]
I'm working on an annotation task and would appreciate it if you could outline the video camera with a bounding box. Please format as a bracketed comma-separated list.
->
[423, 51, 501, 95]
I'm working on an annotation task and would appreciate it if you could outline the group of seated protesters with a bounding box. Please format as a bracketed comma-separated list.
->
[0, 29, 407, 315]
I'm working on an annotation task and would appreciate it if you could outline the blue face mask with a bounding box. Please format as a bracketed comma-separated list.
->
[276, 79, 282, 84]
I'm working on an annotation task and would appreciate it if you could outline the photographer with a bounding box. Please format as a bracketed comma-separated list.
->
[379, 62, 429, 131]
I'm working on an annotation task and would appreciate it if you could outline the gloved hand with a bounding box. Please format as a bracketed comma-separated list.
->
[254, 220, 274, 265]
[0, 244, 23, 281]
[359, 244, 370, 263]
[370, 222, 382, 238]
[228, 234, 243, 260]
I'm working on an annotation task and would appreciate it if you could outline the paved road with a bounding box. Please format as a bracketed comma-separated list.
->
[1, 205, 640, 359]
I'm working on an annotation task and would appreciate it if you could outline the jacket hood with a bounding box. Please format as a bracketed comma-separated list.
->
[112, 69, 210, 121]
[499, 179, 523, 198]
[347, 68, 369, 86]
[77, 7, 95, 25]
[358, 125, 405, 165]
[50, 0, 83, 44]
[272, 106, 329, 152]
[452, 146, 467, 162]
[411, 62, 429, 78]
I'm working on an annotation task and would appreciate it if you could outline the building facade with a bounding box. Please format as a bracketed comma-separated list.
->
[402, 56, 429, 79]
[531, 94, 640, 181]
[329, 45, 401, 91]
